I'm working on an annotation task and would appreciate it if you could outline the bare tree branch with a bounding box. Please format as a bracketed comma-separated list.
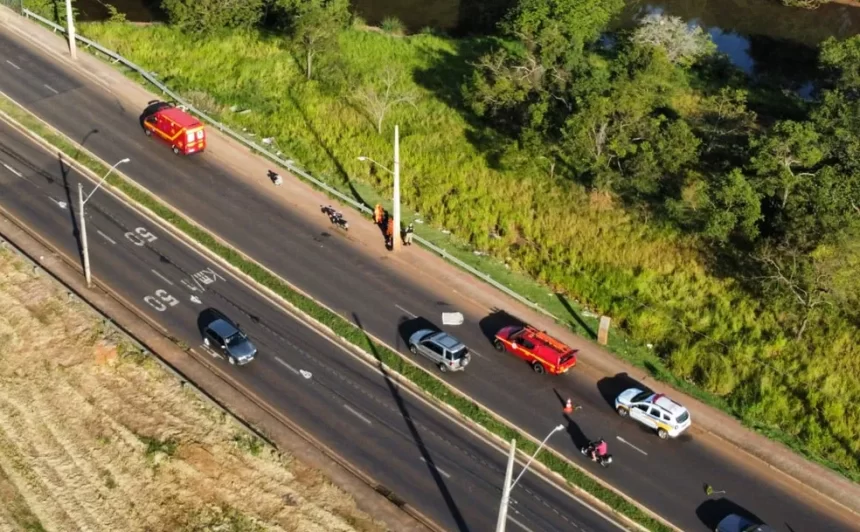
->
[352, 66, 419, 134]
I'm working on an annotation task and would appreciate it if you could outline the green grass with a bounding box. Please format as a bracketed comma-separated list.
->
[71, 21, 860, 485]
[0, 92, 668, 531]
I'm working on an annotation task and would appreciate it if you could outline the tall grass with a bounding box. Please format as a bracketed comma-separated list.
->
[77, 22, 860, 480]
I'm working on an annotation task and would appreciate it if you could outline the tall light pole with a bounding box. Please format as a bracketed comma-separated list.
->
[357, 124, 402, 251]
[79, 157, 130, 287]
[65, 0, 77, 60]
[496, 424, 564, 532]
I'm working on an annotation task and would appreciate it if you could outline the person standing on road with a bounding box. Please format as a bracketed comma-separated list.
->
[403, 223, 414, 246]
[374, 204, 384, 225]
[385, 217, 394, 249]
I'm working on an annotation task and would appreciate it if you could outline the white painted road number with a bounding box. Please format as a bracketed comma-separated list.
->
[125, 227, 158, 247]
[143, 288, 180, 312]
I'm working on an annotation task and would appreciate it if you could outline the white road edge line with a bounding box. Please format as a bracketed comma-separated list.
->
[5, 60, 21, 70]
[2, 163, 23, 177]
[96, 230, 116, 245]
[274, 356, 300, 375]
[508, 515, 536, 532]
[343, 404, 373, 425]
[418, 456, 451, 479]
[394, 304, 417, 318]
[43, 84, 59, 94]
[616, 436, 648, 456]
[150, 269, 174, 286]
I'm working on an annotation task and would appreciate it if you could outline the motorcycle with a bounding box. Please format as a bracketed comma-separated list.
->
[581, 443, 613, 468]
[321, 205, 349, 231]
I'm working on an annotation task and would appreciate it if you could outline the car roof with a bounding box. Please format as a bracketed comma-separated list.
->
[156, 106, 202, 128]
[648, 393, 687, 416]
[431, 331, 464, 351]
[208, 318, 239, 338]
[517, 326, 575, 363]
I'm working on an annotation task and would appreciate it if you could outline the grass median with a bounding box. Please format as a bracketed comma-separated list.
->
[0, 91, 669, 531]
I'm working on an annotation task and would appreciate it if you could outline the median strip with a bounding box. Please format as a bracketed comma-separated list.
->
[0, 92, 673, 532]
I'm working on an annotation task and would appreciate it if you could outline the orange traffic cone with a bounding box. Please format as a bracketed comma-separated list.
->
[563, 398, 573, 414]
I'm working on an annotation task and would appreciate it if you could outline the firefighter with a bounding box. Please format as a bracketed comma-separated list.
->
[373, 204, 384, 225]
[403, 223, 414, 246]
[386, 217, 395, 249]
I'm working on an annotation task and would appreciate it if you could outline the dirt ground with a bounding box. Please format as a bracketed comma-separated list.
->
[0, 246, 387, 532]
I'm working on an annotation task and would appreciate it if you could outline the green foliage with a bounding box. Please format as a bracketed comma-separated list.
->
[633, 14, 716, 67]
[703, 168, 762, 242]
[162, 0, 265, 33]
[779, 0, 827, 9]
[380, 16, 405, 35]
[272, 0, 351, 79]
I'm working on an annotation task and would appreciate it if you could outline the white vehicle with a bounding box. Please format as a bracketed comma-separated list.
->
[615, 389, 691, 439]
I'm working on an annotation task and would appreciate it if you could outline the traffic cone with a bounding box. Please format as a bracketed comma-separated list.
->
[563, 398, 573, 414]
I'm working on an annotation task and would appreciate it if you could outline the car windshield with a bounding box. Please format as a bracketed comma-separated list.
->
[450, 346, 468, 360]
[632, 391, 652, 403]
[225, 332, 246, 346]
[676, 411, 690, 423]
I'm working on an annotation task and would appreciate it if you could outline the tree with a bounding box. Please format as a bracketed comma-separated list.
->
[352, 66, 419, 134]
[750, 120, 823, 210]
[275, 0, 350, 80]
[703, 168, 762, 242]
[632, 13, 715, 67]
[162, 0, 265, 33]
[696, 87, 757, 157]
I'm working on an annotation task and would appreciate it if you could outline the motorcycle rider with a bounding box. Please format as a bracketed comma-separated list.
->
[590, 438, 608, 461]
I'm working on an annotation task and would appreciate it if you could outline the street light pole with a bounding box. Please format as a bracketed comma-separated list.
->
[65, 0, 77, 60]
[496, 438, 516, 532]
[495, 425, 565, 532]
[79, 157, 130, 288]
[392, 124, 401, 251]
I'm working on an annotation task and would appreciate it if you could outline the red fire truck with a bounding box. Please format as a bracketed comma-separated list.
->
[493, 325, 578, 375]
[142, 104, 206, 155]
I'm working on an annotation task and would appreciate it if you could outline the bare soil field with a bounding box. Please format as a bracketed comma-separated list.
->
[0, 246, 387, 532]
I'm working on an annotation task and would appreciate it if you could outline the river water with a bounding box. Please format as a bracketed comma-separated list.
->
[75, 0, 860, 79]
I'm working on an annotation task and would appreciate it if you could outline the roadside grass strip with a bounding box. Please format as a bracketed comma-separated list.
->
[0, 94, 672, 532]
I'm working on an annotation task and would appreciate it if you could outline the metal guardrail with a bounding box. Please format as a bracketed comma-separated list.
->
[21, 9, 553, 319]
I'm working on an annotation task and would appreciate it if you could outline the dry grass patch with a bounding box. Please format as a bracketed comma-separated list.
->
[0, 247, 387, 532]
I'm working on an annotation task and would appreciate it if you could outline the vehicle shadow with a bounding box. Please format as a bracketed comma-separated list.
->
[563, 413, 589, 449]
[596, 373, 652, 411]
[396, 316, 440, 350]
[139, 100, 172, 131]
[478, 308, 524, 346]
[696, 497, 763, 531]
[356, 313, 469, 531]
[196, 307, 226, 338]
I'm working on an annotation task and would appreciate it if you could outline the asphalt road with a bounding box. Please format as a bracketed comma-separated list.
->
[0, 27, 856, 532]
[0, 120, 628, 532]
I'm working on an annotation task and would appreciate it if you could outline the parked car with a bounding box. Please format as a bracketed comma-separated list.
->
[202, 314, 257, 365]
[615, 389, 691, 439]
[716, 514, 774, 532]
[408, 329, 471, 372]
[493, 325, 577, 375]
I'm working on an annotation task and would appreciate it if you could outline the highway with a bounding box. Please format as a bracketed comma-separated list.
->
[0, 120, 626, 532]
[1, 25, 857, 532]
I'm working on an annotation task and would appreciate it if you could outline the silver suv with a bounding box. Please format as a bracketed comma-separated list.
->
[203, 316, 257, 365]
[408, 329, 471, 372]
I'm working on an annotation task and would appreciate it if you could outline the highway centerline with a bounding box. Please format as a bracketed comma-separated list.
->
[343, 404, 373, 425]
[616, 436, 648, 456]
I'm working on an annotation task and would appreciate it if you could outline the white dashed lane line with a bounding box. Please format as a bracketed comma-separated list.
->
[616, 436, 648, 456]
[343, 404, 373, 425]
[395, 304, 417, 318]
[419, 456, 452, 479]
[150, 269, 174, 286]
[2, 163, 23, 177]
[44, 83, 59, 94]
[96, 230, 116, 245]
[5, 60, 21, 70]
[274, 356, 300, 375]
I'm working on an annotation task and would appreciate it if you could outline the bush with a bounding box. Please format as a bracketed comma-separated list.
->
[161, 0, 265, 33]
[380, 16, 405, 35]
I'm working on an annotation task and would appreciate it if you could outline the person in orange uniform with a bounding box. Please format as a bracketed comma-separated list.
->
[374, 204, 384, 225]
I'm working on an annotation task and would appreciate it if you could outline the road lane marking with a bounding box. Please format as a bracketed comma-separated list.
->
[96, 230, 116, 245]
[470, 350, 487, 359]
[274, 356, 299, 375]
[44, 84, 59, 94]
[48, 197, 67, 209]
[5, 60, 21, 70]
[2, 163, 23, 177]
[150, 269, 174, 286]
[508, 516, 536, 532]
[343, 404, 372, 425]
[616, 436, 648, 456]
[419, 456, 451, 478]
[394, 304, 417, 318]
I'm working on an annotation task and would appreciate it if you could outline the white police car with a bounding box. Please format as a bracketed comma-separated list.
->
[615, 389, 691, 439]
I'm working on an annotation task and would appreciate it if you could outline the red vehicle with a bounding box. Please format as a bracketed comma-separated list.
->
[493, 325, 577, 375]
[143, 104, 206, 155]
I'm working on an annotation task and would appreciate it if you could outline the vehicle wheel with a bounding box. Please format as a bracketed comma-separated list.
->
[438, 363, 448, 373]
[657, 428, 669, 440]
[493, 339, 505, 352]
[409, 345, 418, 355]
[616, 406, 629, 418]
[144, 129, 152, 137]
[532, 362, 545, 375]
[228, 356, 236, 366]
[172, 146, 180, 155]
